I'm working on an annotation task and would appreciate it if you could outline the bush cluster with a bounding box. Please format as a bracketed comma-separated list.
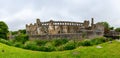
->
[0, 38, 13, 46]
[24, 41, 38, 50]
[52, 38, 68, 46]
[39, 42, 55, 52]
[13, 42, 24, 48]
[56, 40, 76, 51]
[77, 37, 109, 46]
[14, 34, 29, 44]
[0, 37, 113, 52]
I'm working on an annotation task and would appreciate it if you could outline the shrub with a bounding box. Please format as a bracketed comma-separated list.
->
[57, 40, 76, 51]
[38, 46, 47, 51]
[35, 40, 48, 46]
[0, 37, 112, 52]
[44, 42, 55, 51]
[38, 46, 55, 52]
[0, 38, 13, 46]
[56, 45, 64, 51]
[13, 42, 24, 48]
[38, 42, 55, 52]
[52, 38, 68, 46]
[14, 34, 29, 44]
[77, 37, 107, 46]
[0, 38, 8, 43]
[80, 39, 92, 46]
[76, 41, 82, 47]
[90, 37, 106, 45]
[24, 41, 38, 50]
[107, 38, 113, 41]
[63, 40, 76, 50]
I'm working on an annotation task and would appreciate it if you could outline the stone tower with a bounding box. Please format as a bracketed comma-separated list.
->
[83, 20, 89, 28]
[48, 20, 55, 34]
[36, 19, 44, 35]
[91, 18, 94, 29]
[91, 18, 94, 26]
[36, 18, 42, 27]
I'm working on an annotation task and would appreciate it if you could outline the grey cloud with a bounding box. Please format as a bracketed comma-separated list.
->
[0, 0, 120, 31]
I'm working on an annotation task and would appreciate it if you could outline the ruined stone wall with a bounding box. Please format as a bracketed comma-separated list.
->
[29, 33, 82, 40]
[29, 31, 104, 40]
[26, 23, 38, 35]
[26, 19, 86, 35]
[26, 18, 104, 40]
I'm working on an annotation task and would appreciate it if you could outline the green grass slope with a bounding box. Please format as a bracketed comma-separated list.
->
[0, 40, 120, 58]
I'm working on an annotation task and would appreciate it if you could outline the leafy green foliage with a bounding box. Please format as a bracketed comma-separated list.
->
[63, 40, 76, 50]
[0, 39, 9, 44]
[12, 29, 26, 35]
[19, 29, 26, 34]
[11, 31, 18, 35]
[14, 34, 29, 44]
[115, 28, 120, 32]
[0, 37, 113, 52]
[90, 37, 106, 45]
[98, 22, 110, 34]
[99, 22, 109, 29]
[52, 38, 68, 46]
[79, 39, 92, 46]
[110, 27, 114, 30]
[0, 21, 8, 39]
[0, 38, 13, 46]
[35, 40, 48, 46]
[41, 42, 55, 52]
[24, 41, 38, 50]
[77, 37, 107, 46]
[13, 42, 24, 48]
[56, 40, 76, 51]
[1, 40, 120, 58]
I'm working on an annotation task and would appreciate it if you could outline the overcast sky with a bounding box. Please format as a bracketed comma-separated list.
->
[0, 0, 120, 31]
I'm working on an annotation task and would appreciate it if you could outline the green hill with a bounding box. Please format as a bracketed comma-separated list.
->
[0, 40, 120, 58]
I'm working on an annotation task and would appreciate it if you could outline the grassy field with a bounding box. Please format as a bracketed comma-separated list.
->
[0, 40, 120, 58]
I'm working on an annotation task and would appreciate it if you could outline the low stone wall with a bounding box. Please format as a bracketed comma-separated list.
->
[29, 33, 82, 40]
[29, 31, 104, 40]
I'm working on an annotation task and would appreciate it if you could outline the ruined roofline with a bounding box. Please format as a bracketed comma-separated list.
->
[26, 17, 95, 25]
[26, 23, 37, 27]
[41, 21, 83, 24]
[26, 19, 85, 26]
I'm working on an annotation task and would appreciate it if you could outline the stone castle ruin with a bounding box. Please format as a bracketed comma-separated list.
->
[26, 18, 104, 40]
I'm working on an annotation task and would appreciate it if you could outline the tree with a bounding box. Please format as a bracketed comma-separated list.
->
[19, 29, 26, 34]
[0, 21, 9, 39]
[110, 27, 114, 30]
[99, 22, 109, 29]
[115, 28, 120, 32]
[98, 22, 110, 34]
[11, 31, 18, 35]
[14, 34, 29, 44]
[11, 29, 26, 35]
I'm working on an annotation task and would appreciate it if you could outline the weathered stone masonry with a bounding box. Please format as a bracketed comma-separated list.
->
[26, 18, 104, 40]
